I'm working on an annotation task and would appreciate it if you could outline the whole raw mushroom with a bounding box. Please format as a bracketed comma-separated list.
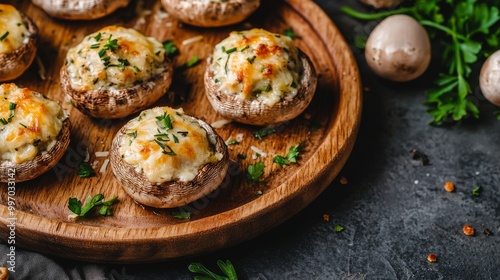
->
[479, 49, 500, 106]
[365, 14, 431, 82]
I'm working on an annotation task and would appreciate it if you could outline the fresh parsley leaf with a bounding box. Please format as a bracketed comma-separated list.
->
[283, 27, 298, 39]
[68, 194, 118, 217]
[0, 31, 9, 41]
[335, 224, 344, 232]
[273, 143, 303, 167]
[472, 186, 481, 197]
[188, 260, 238, 280]
[172, 210, 191, 220]
[182, 55, 200, 69]
[247, 162, 265, 182]
[286, 143, 302, 163]
[254, 127, 276, 140]
[273, 155, 289, 168]
[77, 162, 95, 178]
[162, 39, 178, 56]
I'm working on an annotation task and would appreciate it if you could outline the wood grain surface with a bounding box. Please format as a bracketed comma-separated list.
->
[0, 0, 362, 263]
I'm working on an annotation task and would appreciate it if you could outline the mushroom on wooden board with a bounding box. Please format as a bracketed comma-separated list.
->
[110, 106, 229, 208]
[32, 0, 131, 20]
[0, 4, 39, 82]
[0, 84, 70, 183]
[161, 0, 260, 27]
[204, 28, 317, 126]
[60, 26, 173, 119]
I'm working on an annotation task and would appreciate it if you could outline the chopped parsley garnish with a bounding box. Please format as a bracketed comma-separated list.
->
[283, 27, 298, 39]
[247, 161, 265, 183]
[68, 194, 118, 217]
[240, 45, 249, 52]
[225, 47, 237, 54]
[182, 55, 200, 69]
[126, 130, 137, 139]
[77, 162, 96, 178]
[264, 85, 272, 92]
[154, 139, 176, 155]
[273, 156, 289, 168]
[290, 81, 298, 88]
[172, 134, 179, 143]
[224, 54, 231, 74]
[94, 32, 102, 41]
[0, 31, 9, 41]
[9, 102, 16, 110]
[133, 66, 141, 72]
[226, 139, 239, 145]
[472, 186, 481, 197]
[20, 123, 27, 128]
[0, 118, 8, 125]
[237, 153, 247, 160]
[162, 39, 178, 56]
[189, 260, 238, 280]
[103, 34, 119, 52]
[214, 78, 219, 83]
[98, 48, 107, 58]
[177, 131, 188, 137]
[335, 224, 344, 232]
[246, 55, 256, 64]
[172, 210, 191, 220]
[273, 143, 303, 167]
[90, 43, 100, 49]
[156, 113, 174, 130]
[254, 127, 276, 140]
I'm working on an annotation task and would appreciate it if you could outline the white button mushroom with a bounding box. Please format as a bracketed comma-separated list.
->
[479, 49, 500, 106]
[365, 14, 431, 82]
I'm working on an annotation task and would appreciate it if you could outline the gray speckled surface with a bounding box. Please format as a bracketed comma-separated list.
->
[3, 0, 500, 279]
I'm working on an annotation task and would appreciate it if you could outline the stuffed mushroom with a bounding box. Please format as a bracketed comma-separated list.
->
[110, 106, 229, 208]
[60, 26, 173, 119]
[0, 83, 70, 182]
[161, 0, 260, 27]
[204, 28, 317, 126]
[32, 0, 130, 20]
[0, 4, 39, 82]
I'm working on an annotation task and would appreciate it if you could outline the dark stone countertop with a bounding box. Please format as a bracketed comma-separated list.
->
[2, 0, 499, 279]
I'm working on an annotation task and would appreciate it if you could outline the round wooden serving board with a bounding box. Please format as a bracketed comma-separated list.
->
[0, 0, 361, 263]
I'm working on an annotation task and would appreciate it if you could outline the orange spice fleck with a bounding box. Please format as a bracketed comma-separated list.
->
[444, 181, 455, 192]
[463, 224, 475, 236]
[427, 253, 437, 263]
[323, 214, 330, 222]
[340, 176, 348, 185]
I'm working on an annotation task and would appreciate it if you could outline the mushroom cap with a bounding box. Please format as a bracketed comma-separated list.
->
[110, 116, 230, 208]
[0, 118, 70, 183]
[365, 14, 431, 82]
[0, 11, 39, 82]
[60, 57, 173, 119]
[160, 0, 260, 27]
[479, 49, 500, 107]
[31, 0, 131, 20]
[204, 50, 317, 126]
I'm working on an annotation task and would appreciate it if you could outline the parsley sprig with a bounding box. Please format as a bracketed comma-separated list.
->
[247, 161, 265, 183]
[273, 143, 303, 168]
[68, 194, 118, 217]
[343, 0, 500, 124]
[188, 260, 238, 280]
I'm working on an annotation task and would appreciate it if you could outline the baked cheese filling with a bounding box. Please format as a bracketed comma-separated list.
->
[118, 107, 223, 184]
[0, 4, 30, 55]
[209, 28, 302, 106]
[65, 26, 166, 92]
[0, 83, 68, 164]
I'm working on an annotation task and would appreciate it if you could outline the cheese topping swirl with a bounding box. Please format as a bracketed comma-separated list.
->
[209, 28, 302, 106]
[118, 107, 223, 183]
[0, 4, 30, 54]
[0, 83, 68, 164]
[65, 26, 166, 92]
